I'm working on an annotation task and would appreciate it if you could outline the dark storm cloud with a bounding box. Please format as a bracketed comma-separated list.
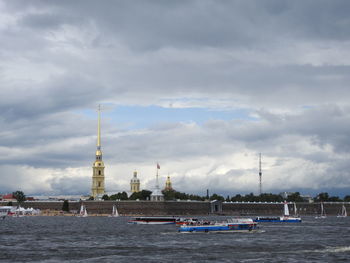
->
[4, 0, 350, 50]
[1, 0, 350, 195]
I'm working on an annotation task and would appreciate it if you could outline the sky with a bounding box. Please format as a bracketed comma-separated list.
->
[1, 0, 350, 198]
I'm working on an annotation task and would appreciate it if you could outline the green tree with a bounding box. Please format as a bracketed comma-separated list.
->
[12, 191, 26, 204]
[110, 191, 129, 200]
[62, 200, 69, 212]
[102, 194, 109, 200]
[231, 194, 242, 202]
[243, 193, 258, 202]
[129, 190, 152, 200]
[162, 189, 176, 200]
[328, 196, 342, 202]
[210, 193, 225, 201]
[286, 192, 304, 202]
[344, 195, 350, 202]
[120, 191, 128, 200]
[7, 201, 13, 206]
[315, 192, 329, 202]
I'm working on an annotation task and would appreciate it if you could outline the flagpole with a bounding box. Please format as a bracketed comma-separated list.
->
[156, 163, 159, 189]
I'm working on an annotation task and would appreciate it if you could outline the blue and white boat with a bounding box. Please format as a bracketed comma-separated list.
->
[254, 202, 302, 223]
[178, 218, 258, 233]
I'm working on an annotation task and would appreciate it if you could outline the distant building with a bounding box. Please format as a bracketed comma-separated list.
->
[2, 193, 16, 201]
[301, 195, 313, 203]
[164, 176, 173, 191]
[91, 105, 105, 198]
[130, 171, 141, 193]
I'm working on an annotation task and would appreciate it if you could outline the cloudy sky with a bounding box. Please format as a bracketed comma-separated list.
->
[1, 0, 350, 197]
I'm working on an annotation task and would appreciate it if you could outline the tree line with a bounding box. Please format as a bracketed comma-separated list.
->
[100, 190, 350, 203]
[5, 190, 350, 203]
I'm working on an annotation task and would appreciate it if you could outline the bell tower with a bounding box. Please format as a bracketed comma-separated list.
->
[91, 105, 105, 198]
[164, 176, 173, 191]
[130, 171, 140, 193]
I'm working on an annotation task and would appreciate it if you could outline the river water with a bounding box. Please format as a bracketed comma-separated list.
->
[1, 216, 349, 262]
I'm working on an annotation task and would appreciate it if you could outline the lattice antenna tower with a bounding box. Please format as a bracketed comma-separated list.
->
[259, 153, 262, 195]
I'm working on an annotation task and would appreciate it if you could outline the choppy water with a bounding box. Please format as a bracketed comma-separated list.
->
[1, 216, 350, 262]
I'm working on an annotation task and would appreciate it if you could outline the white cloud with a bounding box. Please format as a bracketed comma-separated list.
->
[1, 1, 350, 196]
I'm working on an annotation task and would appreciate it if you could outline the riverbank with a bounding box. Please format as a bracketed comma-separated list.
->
[2, 200, 349, 216]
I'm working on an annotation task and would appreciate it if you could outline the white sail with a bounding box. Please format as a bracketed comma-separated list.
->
[294, 202, 297, 216]
[321, 202, 326, 217]
[110, 205, 119, 217]
[84, 207, 88, 217]
[337, 204, 347, 218]
[78, 205, 88, 217]
[284, 202, 289, 216]
[79, 205, 84, 215]
[114, 205, 119, 217]
[315, 202, 326, 219]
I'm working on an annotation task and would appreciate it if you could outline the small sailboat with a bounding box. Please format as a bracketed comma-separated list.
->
[77, 204, 88, 217]
[337, 204, 347, 218]
[254, 201, 301, 222]
[293, 202, 299, 217]
[109, 205, 119, 217]
[315, 202, 326, 219]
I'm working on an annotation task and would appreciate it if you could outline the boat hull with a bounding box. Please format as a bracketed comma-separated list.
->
[179, 223, 258, 233]
[128, 221, 175, 225]
[254, 217, 301, 223]
[128, 216, 177, 225]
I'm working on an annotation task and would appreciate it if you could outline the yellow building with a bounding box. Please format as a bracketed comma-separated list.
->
[91, 105, 105, 198]
[130, 171, 140, 193]
[164, 176, 173, 191]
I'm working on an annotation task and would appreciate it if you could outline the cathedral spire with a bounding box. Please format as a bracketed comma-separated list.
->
[97, 104, 101, 150]
[91, 104, 105, 199]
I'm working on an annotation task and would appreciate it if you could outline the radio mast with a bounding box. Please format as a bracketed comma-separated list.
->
[259, 153, 262, 195]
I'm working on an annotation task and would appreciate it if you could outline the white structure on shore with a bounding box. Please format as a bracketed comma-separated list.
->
[150, 163, 164, 201]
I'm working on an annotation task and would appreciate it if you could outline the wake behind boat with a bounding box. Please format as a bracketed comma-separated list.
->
[128, 216, 178, 225]
[254, 202, 301, 223]
[178, 218, 258, 233]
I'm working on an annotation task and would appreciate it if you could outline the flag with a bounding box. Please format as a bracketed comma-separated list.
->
[157, 163, 160, 169]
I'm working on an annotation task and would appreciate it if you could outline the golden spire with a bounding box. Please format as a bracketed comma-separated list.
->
[164, 175, 173, 191]
[92, 104, 105, 198]
[97, 104, 101, 149]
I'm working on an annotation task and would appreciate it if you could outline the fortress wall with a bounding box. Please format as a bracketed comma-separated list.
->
[222, 202, 349, 216]
[0, 201, 210, 215]
[1, 201, 348, 216]
[82, 201, 210, 215]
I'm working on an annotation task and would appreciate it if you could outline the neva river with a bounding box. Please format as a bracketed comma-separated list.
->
[1, 216, 350, 262]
